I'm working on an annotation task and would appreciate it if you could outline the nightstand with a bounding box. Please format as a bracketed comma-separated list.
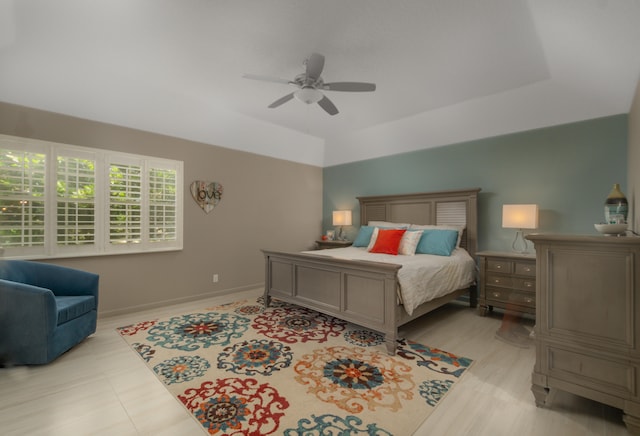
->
[315, 240, 352, 250]
[477, 251, 536, 317]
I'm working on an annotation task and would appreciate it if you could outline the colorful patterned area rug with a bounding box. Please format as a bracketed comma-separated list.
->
[117, 298, 473, 435]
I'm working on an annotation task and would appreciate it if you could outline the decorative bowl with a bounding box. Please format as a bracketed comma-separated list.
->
[594, 223, 628, 236]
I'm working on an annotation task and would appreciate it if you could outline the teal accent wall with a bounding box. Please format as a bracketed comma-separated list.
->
[323, 114, 629, 252]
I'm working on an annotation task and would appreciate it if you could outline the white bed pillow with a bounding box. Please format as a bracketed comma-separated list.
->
[398, 230, 423, 255]
[409, 224, 466, 247]
[368, 220, 410, 229]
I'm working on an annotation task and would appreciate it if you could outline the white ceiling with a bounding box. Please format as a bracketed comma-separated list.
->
[1, 0, 639, 167]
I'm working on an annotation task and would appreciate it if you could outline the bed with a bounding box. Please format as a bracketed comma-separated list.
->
[262, 188, 480, 354]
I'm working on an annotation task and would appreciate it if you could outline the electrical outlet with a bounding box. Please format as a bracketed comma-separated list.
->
[213, 274, 219, 283]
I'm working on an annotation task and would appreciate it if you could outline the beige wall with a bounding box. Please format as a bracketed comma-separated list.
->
[0, 102, 323, 315]
[630, 80, 640, 233]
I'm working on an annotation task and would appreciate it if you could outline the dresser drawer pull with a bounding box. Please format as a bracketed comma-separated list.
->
[523, 281, 534, 288]
[523, 297, 534, 304]
[491, 291, 502, 298]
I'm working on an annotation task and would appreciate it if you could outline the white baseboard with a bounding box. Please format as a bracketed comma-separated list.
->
[98, 282, 263, 318]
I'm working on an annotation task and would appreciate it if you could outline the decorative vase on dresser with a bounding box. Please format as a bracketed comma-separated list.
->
[604, 183, 628, 224]
[527, 233, 640, 434]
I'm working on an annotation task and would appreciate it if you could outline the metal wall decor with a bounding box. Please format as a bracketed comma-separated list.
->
[190, 181, 223, 214]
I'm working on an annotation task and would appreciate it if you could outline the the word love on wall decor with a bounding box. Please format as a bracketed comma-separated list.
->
[190, 181, 223, 214]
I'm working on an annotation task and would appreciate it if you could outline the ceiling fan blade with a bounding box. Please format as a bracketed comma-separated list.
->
[268, 92, 295, 108]
[243, 73, 292, 85]
[306, 53, 325, 80]
[317, 95, 338, 116]
[323, 82, 376, 92]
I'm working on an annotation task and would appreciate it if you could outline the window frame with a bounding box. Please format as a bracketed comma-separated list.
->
[0, 134, 183, 260]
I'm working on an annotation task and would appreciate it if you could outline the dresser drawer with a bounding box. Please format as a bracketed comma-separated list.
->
[486, 287, 535, 308]
[542, 344, 636, 398]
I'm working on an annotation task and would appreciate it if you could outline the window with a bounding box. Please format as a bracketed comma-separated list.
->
[57, 153, 96, 247]
[0, 145, 46, 253]
[0, 134, 183, 259]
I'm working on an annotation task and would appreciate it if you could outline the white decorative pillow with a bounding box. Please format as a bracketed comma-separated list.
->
[368, 220, 410, 229]
[366, 227, 380, 251]
[398, 230, 423, 255]
[409, 224, 466, 247]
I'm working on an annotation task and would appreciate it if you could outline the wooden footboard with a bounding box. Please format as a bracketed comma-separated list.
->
[262, 249, 402, 354]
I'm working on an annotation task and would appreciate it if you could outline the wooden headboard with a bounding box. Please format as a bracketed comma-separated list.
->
[357, 188, 481, 258]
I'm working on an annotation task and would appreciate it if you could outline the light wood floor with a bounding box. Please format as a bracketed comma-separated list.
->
[0, 288, 631, 435]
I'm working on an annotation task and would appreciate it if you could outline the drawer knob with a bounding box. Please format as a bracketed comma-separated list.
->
[491, 291, 501, 298]
[524, 281, 533, 288]
[524, 298, 533, 303]
[524, 267, 531, 272]
[496, 265, 502, 269]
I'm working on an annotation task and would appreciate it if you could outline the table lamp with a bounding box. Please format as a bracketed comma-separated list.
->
[502, 204, 539, 253]
[332, 210, 352, 241]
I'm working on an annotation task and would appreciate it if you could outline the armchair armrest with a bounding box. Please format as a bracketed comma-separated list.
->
[0, 280, 58, 360]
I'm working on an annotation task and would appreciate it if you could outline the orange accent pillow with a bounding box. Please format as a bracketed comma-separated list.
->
[369, 229, 407, 255]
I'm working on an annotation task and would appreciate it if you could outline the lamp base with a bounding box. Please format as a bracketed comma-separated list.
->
[511, 230, 530, 254]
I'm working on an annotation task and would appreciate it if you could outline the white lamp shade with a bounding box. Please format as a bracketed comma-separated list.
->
[502, 204, 539, 229]
[332, 210, 352, 226]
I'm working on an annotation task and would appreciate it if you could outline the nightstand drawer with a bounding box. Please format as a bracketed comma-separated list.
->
[487, 259, 513, 273]
[486, 287, 535, 308]
[486, 274, 513, 288]
[515, 262, 536, 277]
[486, 275, 534, 291]
[513, 277, 535, 291]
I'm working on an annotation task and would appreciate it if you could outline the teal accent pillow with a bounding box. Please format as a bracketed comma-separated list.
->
[353, 226, 375, 247]
[415, 229, 458, 256]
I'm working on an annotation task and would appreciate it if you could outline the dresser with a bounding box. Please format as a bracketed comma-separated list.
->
[477, 251, 536, 317]
[527, 234, 640, 434]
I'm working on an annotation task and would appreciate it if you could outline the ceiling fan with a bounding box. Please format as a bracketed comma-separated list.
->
[243, 53, 376, 116]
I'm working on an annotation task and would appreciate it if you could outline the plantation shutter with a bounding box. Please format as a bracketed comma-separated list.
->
[0, 147, 47, 253]
[109, 161, 142, 245]
[148, 166, 177, 243]
[56, 154, 96, 247]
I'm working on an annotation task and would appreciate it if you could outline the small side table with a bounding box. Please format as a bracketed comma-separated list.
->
[477, 250, 536, 317]
[315, 240, 352, 250]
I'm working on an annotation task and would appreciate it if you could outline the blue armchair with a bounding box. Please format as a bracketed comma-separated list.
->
[0, 260, 99, 365]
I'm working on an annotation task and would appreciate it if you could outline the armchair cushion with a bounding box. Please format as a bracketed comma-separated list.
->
[0, 260, 99, 365]
[56, 296, 97, 325]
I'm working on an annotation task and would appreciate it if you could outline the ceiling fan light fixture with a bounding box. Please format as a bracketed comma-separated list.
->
[294, 87, 323, 104]
[244, 53, 376, 114]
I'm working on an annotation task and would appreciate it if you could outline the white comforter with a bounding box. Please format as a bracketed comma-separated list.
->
[303, 246, 475, 316]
